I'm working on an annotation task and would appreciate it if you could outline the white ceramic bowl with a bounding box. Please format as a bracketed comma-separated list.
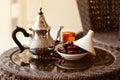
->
[57, 49, 88, 60]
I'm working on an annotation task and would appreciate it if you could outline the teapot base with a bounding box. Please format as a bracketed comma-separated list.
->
[30, 48, 54, 55]
[29, 48, 54, 59]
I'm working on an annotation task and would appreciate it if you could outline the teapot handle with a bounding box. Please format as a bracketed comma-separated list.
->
[12, 26, 30, 53]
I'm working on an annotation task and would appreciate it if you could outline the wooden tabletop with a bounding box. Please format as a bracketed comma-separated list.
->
[0, 40, 120, 80]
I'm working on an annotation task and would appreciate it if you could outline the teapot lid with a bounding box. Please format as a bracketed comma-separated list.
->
[31, 8, 50, 31]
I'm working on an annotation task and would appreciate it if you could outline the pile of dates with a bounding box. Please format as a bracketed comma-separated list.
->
[58, 42, 87, 54]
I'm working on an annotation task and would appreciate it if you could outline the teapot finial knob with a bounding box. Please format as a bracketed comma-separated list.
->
[39, 8, 43, 15]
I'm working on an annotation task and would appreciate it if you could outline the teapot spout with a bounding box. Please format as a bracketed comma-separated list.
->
[55, 26, 64, 44]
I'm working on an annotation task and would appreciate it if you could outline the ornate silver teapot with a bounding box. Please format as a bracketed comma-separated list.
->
[12, 8, 63, 56]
